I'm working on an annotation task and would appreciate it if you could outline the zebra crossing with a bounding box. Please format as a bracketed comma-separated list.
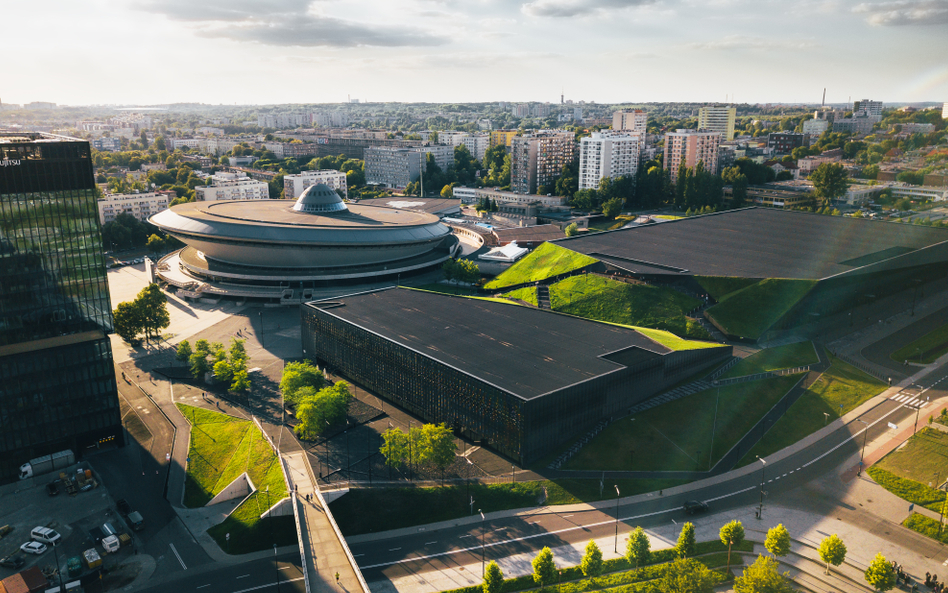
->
[890, 392, 929, 409]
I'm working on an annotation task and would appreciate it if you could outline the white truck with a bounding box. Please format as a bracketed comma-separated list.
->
[19, 450, 75, 480]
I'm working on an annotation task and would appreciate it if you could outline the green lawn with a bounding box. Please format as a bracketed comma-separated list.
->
[891, 325, 948, 364]
[549, 274, 709, 340]
[695, 276, 760, 301]
[563, 374, 803, 472]
[500, 286, 539, 306]
[738, 353, 887, 465]
[720, 342, 819, 379]
[866, 428, 948, 515]
[485, 242, 599, 290]
[633, 327, 725, 351]
[705, 278, 817, 340]
[177, 404, 293, 554]
[329, 478, 689, 536]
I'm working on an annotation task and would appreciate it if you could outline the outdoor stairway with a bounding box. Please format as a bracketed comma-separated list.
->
[537, 285, 551, 309]
[627, 379, 715, 415]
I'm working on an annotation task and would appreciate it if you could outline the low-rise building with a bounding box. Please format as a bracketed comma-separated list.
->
[452, 186, 569, 208]
[195, 172, 270, 201]
[98, 190, 174, 225]
[767, 132, 809, 154]
[92, 137, 121, 152]
[284, 170, 348, 199]
[802, 118, 829, 138]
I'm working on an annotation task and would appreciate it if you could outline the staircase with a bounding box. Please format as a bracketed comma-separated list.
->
[537, 285, 551, 309]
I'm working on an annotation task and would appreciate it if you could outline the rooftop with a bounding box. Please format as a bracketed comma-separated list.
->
[307, 287, 670, 400]
[555, 207, 948, 280]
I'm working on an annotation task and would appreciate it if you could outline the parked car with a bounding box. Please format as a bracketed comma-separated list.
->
[0, 555, 25, 569]
[46, 481, 59, 496]
[683, 500, 709, 515]
[116, 499, 131, 516]
[31, 526, 62, 546]
[20, 541, 47, 555]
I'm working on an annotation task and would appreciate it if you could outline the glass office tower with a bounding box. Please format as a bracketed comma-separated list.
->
[0, 133, 123, 484]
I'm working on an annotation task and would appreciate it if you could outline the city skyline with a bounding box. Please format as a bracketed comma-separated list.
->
[4, 0, 947, 106]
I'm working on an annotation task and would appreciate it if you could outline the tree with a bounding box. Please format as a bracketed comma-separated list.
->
[280, 361, 326, 408]
[564, 222, 579, 236]
[112, 301, 145, 344]
[809, 163, 849, 205]
[483, 561, 504, 593]
[864, 553, 896, 592]
[414, 423, 457, 484]
[380, 427, 410, 470]
[176, 340, 192, 363]
[818, 534, 846, 575]
[136, 283, 170, 341]
[720, 520, 745, 573]
[659, 558, 715, 593]
[213, 358, 234, 383]
[602, 197, 623, 218]
[146, 234, 165, 254]
[581, 540, 603, 577]
[626, 526, 650, 568]
[441, 184, 454, 198]
[531, 547, 557, 588]
[734, 554, 794, 593]
[294, 381, 353, 438]
[189, 339, 211, 379]
[231, 369, 250, 393]
[676, 522, 696, 558]
[764, 524, 791, 558]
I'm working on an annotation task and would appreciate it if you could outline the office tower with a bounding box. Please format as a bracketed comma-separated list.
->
[697, 106, 737, 141]
[663, 129, 721, 184]
[0, 133, 123, 484]
[579, 132, 642, 190]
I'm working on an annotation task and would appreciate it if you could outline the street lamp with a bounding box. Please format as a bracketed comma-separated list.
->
[479, 509, 486, 577]
[756, 456, 766, 519]
[408, 419, 413, 483]
[613, 485, 621, 553]
[274, 543, 281, 593]
[466, 458, 474, 513]
[856, 419, 869, 475]
[915, 396, 930, 434]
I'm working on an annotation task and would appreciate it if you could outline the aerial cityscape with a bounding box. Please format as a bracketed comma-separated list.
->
[2, 2, 948, 593]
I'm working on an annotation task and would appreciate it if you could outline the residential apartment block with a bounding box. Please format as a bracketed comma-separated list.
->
[802, 118, 829, 138]
[768, 132, 809, 154]
[364, 147, 424, 189]
[511, 131, 577, 195]
[697, 106, 737, 141]
[98, 190, 174, 225]
[92, 137, 121, 152]
[452, 186, 569, 208]
[195, 172, 269, 201]
[490, 130, 518, 148]
[852, 100, 883, 117]
[612, 110, 648, 133]
[663, 130, 721, 183]
[579, 132, 642, 190]
[283, 170, 348, 199]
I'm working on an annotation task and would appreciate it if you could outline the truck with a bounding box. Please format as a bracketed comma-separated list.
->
[127, 511, 144, 531]
[18, 450, 75, 480]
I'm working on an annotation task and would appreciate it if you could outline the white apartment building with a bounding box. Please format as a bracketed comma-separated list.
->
[98, 191, 174, 225]
[802, 119, 829, 138]
[283, 170, 348, 199]
[853, 100, 883, 117]
[438, 132, 489, 161]
[697, 106, 737, 141]
[364, 148, 424, 189]
[195, 172, 269, 201]
[169, 138, 202, 151]
[663, 130, 721, 183]
[416, 144, 455, 173]
[612, 110, 647, 133]
[579, 132, 642, 190]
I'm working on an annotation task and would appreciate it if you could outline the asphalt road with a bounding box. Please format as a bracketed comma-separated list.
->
[351, 362, 948, 583]
[136, 554, 306, 593]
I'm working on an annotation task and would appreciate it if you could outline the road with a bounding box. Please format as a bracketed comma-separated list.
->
[350, 363, 948, 583]
[136, 553, 306, 593]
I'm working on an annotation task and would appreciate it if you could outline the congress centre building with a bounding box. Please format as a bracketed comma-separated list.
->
[149, 184, 460, 302]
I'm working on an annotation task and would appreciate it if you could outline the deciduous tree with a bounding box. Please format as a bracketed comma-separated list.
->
[734, 554, 794, 593]
[765, 524, 791, 558]
[626, 526, 650, 568]
[581, 540, 603, 577]
[483, 561, 504, 593]
[810, 163, 849, 205]
[280, 361, 326, 408]
[720, 520, 745, 573]
[818, 534, 846, 575]
[532, 547, 557, 588]
[676, 522, 696, 558]
[864, 553, 896, 592]
[659, 558, 715, 593]
[176, 340, 192, 363]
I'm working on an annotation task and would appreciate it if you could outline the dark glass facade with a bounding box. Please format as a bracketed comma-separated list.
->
[0, 134, 122, 484]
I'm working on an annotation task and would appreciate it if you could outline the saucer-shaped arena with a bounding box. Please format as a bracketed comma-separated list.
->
[149, 184, 460, 299]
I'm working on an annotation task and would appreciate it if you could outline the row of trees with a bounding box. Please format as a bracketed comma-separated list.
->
[278, 360, 353, 438]
[380, 423, 457, 483]
[176, 338, 250, 393]
[113, 284, 170, 344]
[443, 259, 480, 285]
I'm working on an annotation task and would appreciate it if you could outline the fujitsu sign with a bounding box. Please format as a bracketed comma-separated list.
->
[0, 159, 21, 167]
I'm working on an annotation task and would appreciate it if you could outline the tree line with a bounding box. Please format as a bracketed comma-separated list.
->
[176, 338, 250, 393]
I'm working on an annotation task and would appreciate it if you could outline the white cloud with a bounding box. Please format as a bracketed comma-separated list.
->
[521, 0, 657, 18]
[853, 0, 948, 25]
[685, 35, 818, 50]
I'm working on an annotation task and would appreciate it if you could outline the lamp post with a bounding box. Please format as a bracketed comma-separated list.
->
[915, 396, 930, 434]
[466, 458, 474, 513]
[408, 419, 413, 483]
[756, 456, 766, 519]
[613, 485, 621, 553]
[479, 509, 486, 577]
[274, 543, 281, 593]
[856, 419, 869, 476]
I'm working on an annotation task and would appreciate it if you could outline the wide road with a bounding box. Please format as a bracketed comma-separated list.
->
[351, 363, 948, 583]
[137, 553, 306, 593]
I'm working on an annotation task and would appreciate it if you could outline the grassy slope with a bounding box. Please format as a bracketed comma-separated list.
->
[485, 242, 599, 290]
[549, 274, 708, 340]
[500, 286, 539, 306]
[891, 325, 948, 364]
[705, 279, 817, 340]
[738, 353, 886, 465]
[633, 327, 725, 351]
[695, 276, 760, 301]
[179, 405, 250, 508]
[720, 342, 819, 378]
[563, 374, 802, 472]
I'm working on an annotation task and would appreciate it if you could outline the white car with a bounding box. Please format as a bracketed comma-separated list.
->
[20, 541, 47, 555]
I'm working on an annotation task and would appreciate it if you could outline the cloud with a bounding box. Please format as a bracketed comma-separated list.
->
[138, 0, 447, 47]
[852, 0, 948, 25]
[521, 0, 657, 18]
[685, 35, 818, 50]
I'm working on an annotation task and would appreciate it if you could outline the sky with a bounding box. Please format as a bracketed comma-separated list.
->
[4, 0, 948, 106]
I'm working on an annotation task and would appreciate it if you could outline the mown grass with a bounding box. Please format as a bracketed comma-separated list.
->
[564, 374, 802, 472]
[329, 478, 688, 536]
[720, 342, 819, 379]
[874, 427, 948, 485]
[868, 467, 948, 513]
[549, 274, 709, 341]
[177, 404, 293, 554]
[738, 353, 886, 466]
[705, 279, 817, 340]
[695, 276, 760, 302]
[904, 513, 948, 545]
[500, 286, 539, 306]
[891, 325, 948, 364]
[633, 327, 724, 351]
[485, 242, 599, 289]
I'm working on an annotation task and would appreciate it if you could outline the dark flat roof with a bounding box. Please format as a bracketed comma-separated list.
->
[308, 288, 670, 400]
[555, 208, 948, 280]
[494, 225, 564, 242]
[357, 197, 461, 216]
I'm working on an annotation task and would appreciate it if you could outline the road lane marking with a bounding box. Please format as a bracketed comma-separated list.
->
[197, 585, 210, 589]
[170, 543, 187, 570]
[237, 574, 250, 579]
[563, 515, 574, 518]
[230, 576, 304, 593]
[279, 566, 291, 569]
[389, 547, 401, 551]
[360, 485, 756, 570]
[424, 541, 437, 545]
[354, 554, 364, 557]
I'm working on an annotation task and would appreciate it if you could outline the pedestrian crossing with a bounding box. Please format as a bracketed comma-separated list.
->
[890, 393, 929, 409]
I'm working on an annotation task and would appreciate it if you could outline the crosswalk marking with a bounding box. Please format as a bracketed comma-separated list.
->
[889, 393, 929, 409]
